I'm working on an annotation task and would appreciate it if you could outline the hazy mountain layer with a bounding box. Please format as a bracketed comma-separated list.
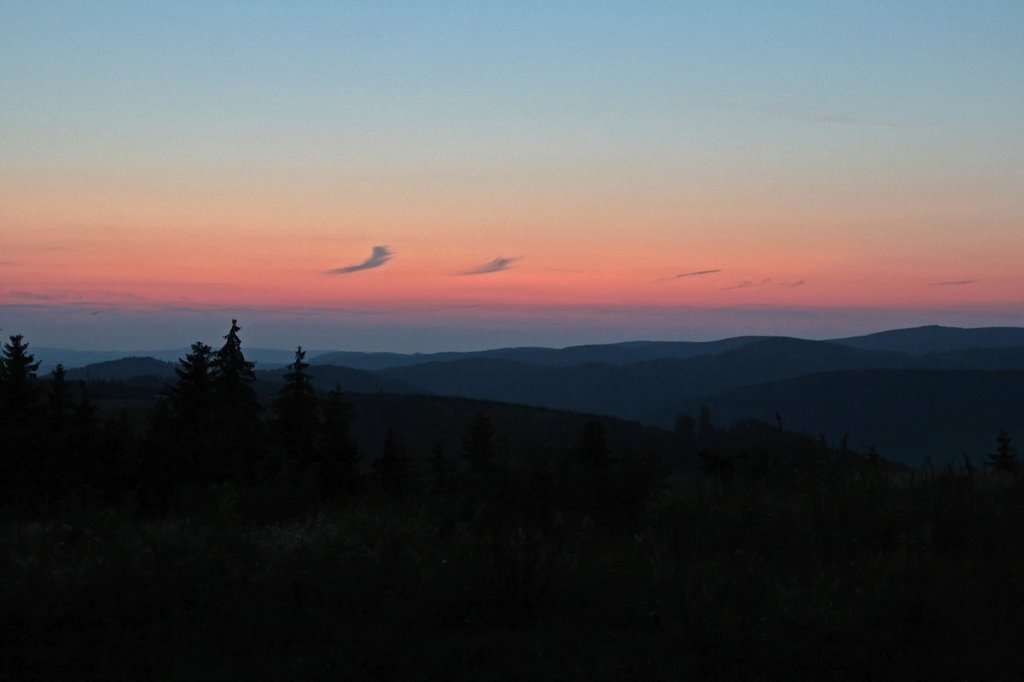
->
[696, 369, 1024, 465]
[50, 325, 1024, 466]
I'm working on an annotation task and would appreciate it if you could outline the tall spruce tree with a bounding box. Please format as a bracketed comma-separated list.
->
[210, 320, 261, 482]
[171, 341, 214, 427]
[0, 335, 41, 493]
[213, 320, 257, 410]
[428, 441, 452, 494]
[41, 364, 72, 498]
[461, 413, 495, 472]
[47, 364, 70, 428]
[986, 430, 1018, 474]
[374, 428, 410, 496]
[0, 334, 41, 417]
[578, 420, 607, 467]
[158, 341, 218, 484]
[319, 386, 360, 499]
[273, 346, 319, 466]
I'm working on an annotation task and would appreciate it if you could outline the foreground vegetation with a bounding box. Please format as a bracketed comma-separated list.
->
[6, 466, 1024, 680]
[2, 325, 1022, 680]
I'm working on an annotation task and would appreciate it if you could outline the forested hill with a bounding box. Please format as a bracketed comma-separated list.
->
[831, 325, 1024, 355]
[65, 357, 176, 382]
[44, 325, 1024, 465]
[310, 336, 773, 369]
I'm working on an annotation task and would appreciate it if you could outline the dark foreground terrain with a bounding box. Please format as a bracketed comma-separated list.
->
[3, 326, 1024, 680]
[7, 465, 1024, 681]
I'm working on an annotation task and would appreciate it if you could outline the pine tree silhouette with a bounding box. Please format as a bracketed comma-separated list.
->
[0, 334, 41, 417]
[579, 420, 607, 467]
[209, 320, 261, 482]
[0, 335, 41, 492]
[41, 364, 72, 499]
[374, 428, 409, 496]
[428, 441, 452, 493]
[674, 414, 696, 448]
[319, 386, 360, 499]
[461, 413, 495, 472]
[171, 341, 214, 427]
[697, 405, 715, 445]
[47, 364, 70, 428]
[273, 346, 319, 467]
[213, 320, 257, 410]
[986, 430, 1017, 473]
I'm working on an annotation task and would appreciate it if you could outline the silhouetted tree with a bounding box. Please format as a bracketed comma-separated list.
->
[674, 413, 696, 447]
[138, 398, 179, 517]
[47, 364, 71, 428]
[319, 386, 360, 499]
[40, 364, 73, 500]
[461, 413, 495, 472]
[961, 452, 975, 476]
[0, 335, 41, 492]
[68, 389, 97, 506]
[986, 430, 1017, 473]
[374, 428, 409, 496]
[170, 341, 214, 427]
[578, 420, 607, 467]
[213, 320, 258, 411]
[428, 441, 453, 493]
[273, 346, 319, 466]
[210, 320, 261, 481]
[697, 405, 715, 445]
[0, 334, 40, 417]
[157, 341, 219, 485]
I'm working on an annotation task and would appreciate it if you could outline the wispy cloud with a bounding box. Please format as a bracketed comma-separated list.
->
[779, 280, 806, 288]
[931, 279, 977, 287]
[462, 256, 518, 275]
[327, 245, 393, 274]
[725, 278, 771, 290]
[8, 290, 55, 301]
[667, 268, 721, 280]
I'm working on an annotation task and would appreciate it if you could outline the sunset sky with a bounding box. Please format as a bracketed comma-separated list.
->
[2, 1, 1022, 351]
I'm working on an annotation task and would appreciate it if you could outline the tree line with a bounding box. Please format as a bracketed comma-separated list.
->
[4, 322, 1024, 680]
[0, 321, 670, 522]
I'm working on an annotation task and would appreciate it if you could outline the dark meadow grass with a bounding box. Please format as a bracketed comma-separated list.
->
[4, 463, 1024, 681]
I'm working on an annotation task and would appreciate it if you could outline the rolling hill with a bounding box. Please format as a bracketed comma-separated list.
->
[832, 325, 1024, 355]
[43, 325, 1024, 467]
[694, 368, 1024, 465]
[375, 338, 917, 421]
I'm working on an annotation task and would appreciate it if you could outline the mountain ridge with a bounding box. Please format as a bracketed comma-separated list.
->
[28, 325, 1024, 371]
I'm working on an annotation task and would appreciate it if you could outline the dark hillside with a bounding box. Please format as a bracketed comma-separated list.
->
[65, 356, 176, 382]
[312, 336, 772, 369]
[693, 368, 1024, 465]
[256, 363, 412, 394]
[833, 325, 1024, 355]
[378, 338, 916, 420]
[343, 392, 687, 468]
[921, 345, 1024, 370]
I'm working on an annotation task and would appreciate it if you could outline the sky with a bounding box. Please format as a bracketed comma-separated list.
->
[2, 1, 1022, 351]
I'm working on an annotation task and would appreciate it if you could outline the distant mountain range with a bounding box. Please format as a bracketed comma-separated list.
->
[698, 368, 1024, 466]
[34, 325, 1024, 371]
[64, 357, 176, 383]
[31, 346, 311, 372]
[832, 325, 1024, 355]
[41, 325, 1024, 465]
